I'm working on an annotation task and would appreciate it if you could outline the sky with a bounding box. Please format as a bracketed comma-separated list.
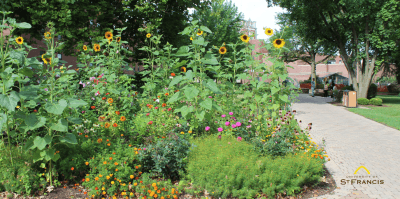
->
[187, 0, 286, 40]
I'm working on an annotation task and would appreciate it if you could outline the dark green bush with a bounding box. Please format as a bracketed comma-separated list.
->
[357, 98, 369, 105]
[367, 84, 378, 99]
[369, 98, 383, 106]
[333, 90, 343, 102]
[387, 84, 400, 93]
[137, 132, 193, 181]
[341, 84, 354, 91]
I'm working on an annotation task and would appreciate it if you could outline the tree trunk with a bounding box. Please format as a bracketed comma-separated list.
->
[311, 53, 316, 82]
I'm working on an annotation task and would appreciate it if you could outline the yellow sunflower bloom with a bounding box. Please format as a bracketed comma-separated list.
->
[240, 34, 250, 43]
[44, 32, 51, 40]
[190, 37, 193, 41]
[94, 44, 101, 52]
[108, 38, 113, 44]
[16, 37, 23, 45]
[42, 54, 51, 65]
[105, 31, 113, 40]
[219, 46, 227, 55]
[196, 29, 203, 36]
[146, 33, 151, 38]
[83, 45, 87, 51]
[180, 67, 186, 72]
[273, 39, 285, 48]
[117, 37, 121, 43]
[265, 28, 273, 36]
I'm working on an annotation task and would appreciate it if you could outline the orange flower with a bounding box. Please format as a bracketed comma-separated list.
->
[85, 178, 90, 182]
[120, 116, 126, 121]
[113, 123, 118, 127]
[85, 162, 89, 165]
[171, 73, 175, 77]
[91, 106, 95, 109]
[162, 103, 166, 107]
[103, 161, 107, 164]
[71, 167, 74, 171]
[109, 157, 113, 160]
[175, 90, 179, 92]
[97, 138, 103, 143]
[105, 123, 111, 128]
[165, 93, 169, 96]
[85, 135, 88, 138]
[102, 97, 106, 100]
[112, 152, 116, 155]
[107, 143, 111, 146]
[95, 177, 99, 181]
[115, 111, 120, 115]
[114, 162, 118, 166]
[108, 98, 113, 104]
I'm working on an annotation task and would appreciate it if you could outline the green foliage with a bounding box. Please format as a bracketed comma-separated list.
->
[367, 84, 378, 99]
[387, 84, 400, 93]
[333, 90, 343, 103]
[341, 84, 355, 91]
[137, 132, 193, 181]
[186, 135, 326, 198]
[357, 98, 370, 105]
[369, 98, 383, 106]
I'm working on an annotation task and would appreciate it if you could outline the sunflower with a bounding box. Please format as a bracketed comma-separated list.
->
[146, 33, 151, 38]
[117, 37, 121, 43]
[273, 39, 285, 48]
[108, 38, 113, 44]
[240, 34, 250, 43]
[16, 37, 23, 45]
[105, 123, 111, 128]
[83, 45, 87, 51]
[44, 32, 51, 40]
[105, 31, 113, 40]
[180, 67, 186, 72]
[219, 46, 227, 55]
[42, 54, 52, 65]
[190, 37, 193, 41]
[265, 28, 273, 36]
[196, 29, 203, 36]
[120, 116, 126, 122]
[107, 98, 113, 104]
[94, 44, 101, 52]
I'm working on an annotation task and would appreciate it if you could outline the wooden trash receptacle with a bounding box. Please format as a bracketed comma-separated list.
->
[343, 90, 357, 108]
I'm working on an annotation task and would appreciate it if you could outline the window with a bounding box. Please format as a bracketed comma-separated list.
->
[339, 60, 342, 64]
[58, 35, 62, 40]
[57, 54, 62, 59]
[327, 60, 336, 64]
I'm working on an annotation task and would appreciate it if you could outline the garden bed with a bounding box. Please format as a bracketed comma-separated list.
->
[327, 101, 391, 108]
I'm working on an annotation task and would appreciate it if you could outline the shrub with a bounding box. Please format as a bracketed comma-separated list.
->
[137, 132, 193, 181]
[369, 98, 383, 106]
[185, 135, 326, 198]
[357, 98, 369, 105]
[333, 90, 343, 103]
[341, 84, 354, 91]
[387, 83, 400, 93]
[367, 84, 378, 99]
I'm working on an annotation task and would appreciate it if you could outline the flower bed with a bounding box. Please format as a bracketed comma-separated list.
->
[0, 15, 330, 199]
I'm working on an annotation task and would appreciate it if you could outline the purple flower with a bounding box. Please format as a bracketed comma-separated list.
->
[246, 125, 251, 128]
[225, 121, 230, 126]
[218, 135, 221, 139]
[92, 97, 95, 100]
[229, 112, 233, 115]
[143, 148, 146, 150]
[83, 83, 86, 88]
[237, 137, 242, 141]
[116, 50, 119, 54]
[205, 126, 210, 131]
[221, 114, 226, 118]
[82, 111, 85, 114]
[218, 127, 223, 132]
[236, 122, 241, 127]
[248, 120, 252, 123]
[44, 88, 48, 91]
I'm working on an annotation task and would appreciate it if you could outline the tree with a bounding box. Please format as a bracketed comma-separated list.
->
[189, 0, 246, 80]
[276, 0, 400, 98]
[273, 13, 337, 86]
[3, 0, 212, 67]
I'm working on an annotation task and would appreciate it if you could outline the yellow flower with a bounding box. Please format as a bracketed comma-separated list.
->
[111, 181, 115, 185]
[146, 33, 151, 38]
[83, 45, 87, 51]
[99, 174, 103, 177]
[273, 39, 285, 48]
[16, 106, 20, 109]
[106, 176, 110, 180]
[61, 71, 64, 73]
[130, 175, 134, 179]
[180, 67, 186, 72]
[134, 182, 138, 186]
[94, 44, 101, 52]
[85, 161, 89, 165]
[188, 131, 192, 134]
[86, 178, 90, 182]
[180, 132, 184, 134]
[102, 187, 105, 190]
[152, 183, 157, 187]
[240, 34, 250, 43]
[196, 29, 203, 36]
[219, 46, 227, 55]
[265, 28, 273, 36]
[105, 31, 113, 40]
[190, 37, 193, 40]
[16, 37, 23, 45]
[44, 32, 51, 40]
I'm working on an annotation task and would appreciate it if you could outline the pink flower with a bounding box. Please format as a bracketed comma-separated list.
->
[236, 122, 241, 127]
[143, 148, 146, 150]
[218, 127, 223, 132]
[208, 96, 212, 98]
[225, 121, 230, 126]
[146, 113, 150, 116]
[82, 111, 85, 114]
[237, 137, 242, 141]
[167, 108, 172, 111]
[232, 124, 237, 128]
[205, 126, 210, 131]
[246, 125, 251, 128]
[229, 112, 233, 115]
[89, 77, 95, 81]
[83, 83, 86, 88]
[221, 114, 226, 118]
[155, 107, 159, 110]
[95, 91, 100, 96]
[162, 123, 165, 126]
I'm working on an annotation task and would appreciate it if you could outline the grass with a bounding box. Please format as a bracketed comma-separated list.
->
[346, 95, 400, 130]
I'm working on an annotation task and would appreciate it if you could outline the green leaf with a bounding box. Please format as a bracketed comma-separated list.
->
[59, 133, 77, 145]
[24, 137, 35, 152]
[40, 149, 54, 162]
[279, 95, 289, 103]
[44, 99, 67, 115]
[167, 92, 180, 103]
[200, 25, 212, 33]
[34, 136, 51, 150]
[67, 117, 82, 124]
[67, 98, 88, 109]
[193, 37, 205, 45]
[25, 114, 46, 130]
[169, 76, 182, 88]
[271, 87, 280, 95]
[0, 113, 6, 130]
[195, 110, 205, 121]
[199, 98, 212, 110]
[9, 51, 25, 64]
[32, 150, 44, 163]
[52, 153, 60, 162]
[185, 70, 193, 80]
[204, 79, 223, 94]
[0, 92, 20, 112]
[255, 95, 261, 102]
[272, 104, 280, 110]
[50, 119, 68, 132]
[175, 46, 190, 56]
[212, 103, 223, 112]
[19, 67, 34, 77]
[181, 105, 194, 118]
[15, 22, 32, 29]
[184, 86, 199, 100]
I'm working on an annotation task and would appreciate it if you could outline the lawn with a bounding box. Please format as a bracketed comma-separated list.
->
[347, 95, 400, 130]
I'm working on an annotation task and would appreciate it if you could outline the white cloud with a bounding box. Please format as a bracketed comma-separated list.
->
[188, 0, 285, 40]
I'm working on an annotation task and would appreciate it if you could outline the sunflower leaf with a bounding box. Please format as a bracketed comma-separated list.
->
[200, 26, 212, 34]
[15, 22, 32, 29]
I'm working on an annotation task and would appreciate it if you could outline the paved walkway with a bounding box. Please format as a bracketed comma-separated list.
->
[291, 94, 400, 199]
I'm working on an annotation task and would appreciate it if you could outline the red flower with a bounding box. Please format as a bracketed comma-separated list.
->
[153, 99, 156, 101]
[106, 93, 110, 95]
[162, 103, 166, 107]
[148, 121, 153, 125]
[155, 107, 159, 110]
[171, 73, 175, 77]
[91, 106, 95, 109]
[113, 123, 118, 127]
[102, 97, 106, 100]
[167, 108, 172, 111]
[34, 109, 37, 112]
[115, 111, 120, 115]
[71, 167, 74, 171]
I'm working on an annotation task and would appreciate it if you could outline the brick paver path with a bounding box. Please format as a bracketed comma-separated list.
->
[291, 94, 400, 199]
